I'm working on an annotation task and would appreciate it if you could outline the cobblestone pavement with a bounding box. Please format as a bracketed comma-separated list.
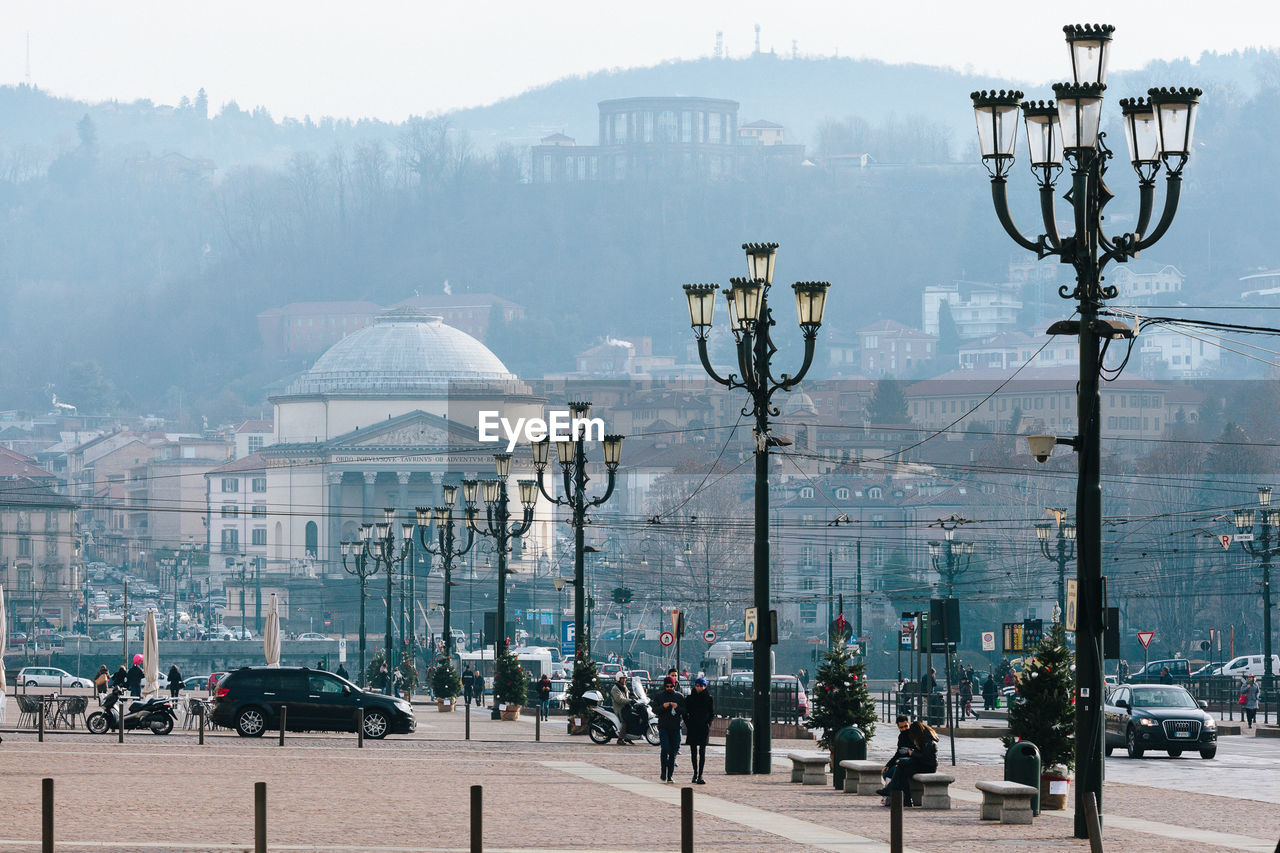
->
[0, 706, 1278, 852]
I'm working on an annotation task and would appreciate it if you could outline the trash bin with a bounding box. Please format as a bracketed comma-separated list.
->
[830, 726, 866, 790]
[725, 717, 753, 775]
[1004, 740, 1042, 815]
[927, 692, 944, 727]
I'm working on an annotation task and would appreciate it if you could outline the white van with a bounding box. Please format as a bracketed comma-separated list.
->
[1219, 654, 1280, 681]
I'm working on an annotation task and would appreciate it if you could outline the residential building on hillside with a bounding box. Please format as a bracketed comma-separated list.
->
[126, 435, 232, 576]
[0, 477, 80, 632]
[233, 420, 275, 459]
[205, 453, 271, 610]
[956, 332, 1076, 371]
[922, 282, 1022, 340]
[1109, 264, 1184, 305]
[858, 320, 937, 377]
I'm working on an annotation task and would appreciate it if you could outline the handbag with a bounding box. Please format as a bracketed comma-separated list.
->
[1239, 693, 1248, 706]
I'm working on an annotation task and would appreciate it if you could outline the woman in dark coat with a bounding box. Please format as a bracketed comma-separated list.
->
[683, 677, 714, 784]
[167, 664, 183, 698]
[878, 721, 938, 807]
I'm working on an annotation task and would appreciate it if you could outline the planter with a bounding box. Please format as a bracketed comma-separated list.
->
[568, 716, 588, 735]
[499, 705, 521, 722]
[1040, 773, 1069, 810]
[436, 698, 455, 712]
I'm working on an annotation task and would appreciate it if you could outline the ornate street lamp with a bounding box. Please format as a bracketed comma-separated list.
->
[971, 23, 1200, 837]
[1036, 514, 1077, 619]
[340, 534, 380, 687]
[467, 453, 537, 719]
[1230, 487, 1279, 713]
[928, 533, 974, 599]
[356, 508, 413, 684]
[415, 486, 476, 661]
[531, 406, 623, 680]
[682, 242, 830, 774]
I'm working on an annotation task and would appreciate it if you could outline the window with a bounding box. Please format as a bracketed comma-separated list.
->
[305, 521, 319, 559]
[221, 505, 238, 518]
[252, 504, 267, 518]
[221, 529, 239, 549]
[221, 478, 239, 493]
[868, 487, 883, 500]
[799, 602, 818, 623]
[800, 486, 814, 499]
[800, 545, 817, 566]
[800, 577, 815, 591]
[871, 514, 885, 528]
[17, 537, 31, 557]
[252, 477, 267, 493]
[835, 487, 850, 500]
[252, 528, 267, 546]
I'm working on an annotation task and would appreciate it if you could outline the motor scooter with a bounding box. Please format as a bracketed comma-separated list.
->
[582, 677, 660, 745]
[85, 686, 177, 735]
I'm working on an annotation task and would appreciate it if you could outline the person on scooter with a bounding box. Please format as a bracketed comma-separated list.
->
[651, 676, 685, 783]
[611, 672, 634, 744]
[125, 655, 144, 698]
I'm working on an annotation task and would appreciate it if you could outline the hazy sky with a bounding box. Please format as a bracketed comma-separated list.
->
[2, 1, 1276, 121]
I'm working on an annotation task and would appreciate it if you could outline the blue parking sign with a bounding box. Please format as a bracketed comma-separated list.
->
[562, 621, 576, 657]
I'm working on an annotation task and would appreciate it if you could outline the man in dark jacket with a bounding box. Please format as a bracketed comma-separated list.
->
[683, 677, 714, 784]
[336, 663, 350, 681]
[461, 667, 475, 706]
[650, 676, 686, 783]
[982, 674, 998, 710]
[125, 655, 145, 698]
[879, 721, 938, 807]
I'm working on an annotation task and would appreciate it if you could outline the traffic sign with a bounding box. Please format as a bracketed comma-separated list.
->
[1237, 533, 1255, 542]
[1220, 534, 1233, 550]
[744, 606, 758, 643]
[338, 638, 347, 664]
[981, 631, 995, 652]
[659, 631, 674, 647]
[703, 629, 716, 643]
[1065, 578, 1078, 633]
[561, 621, 576, 657]
[1137, 631, 1154, 649]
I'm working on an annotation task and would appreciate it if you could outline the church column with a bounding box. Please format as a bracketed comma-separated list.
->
[326, 471, 344, 577]
[362, 471, 377, 524]
[430, 472, 444, 509]
[396, 472, 412, 517]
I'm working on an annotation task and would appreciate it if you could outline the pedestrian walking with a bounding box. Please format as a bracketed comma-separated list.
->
[981, 674, 998, 710]
[958, 677, 973, 719]
[167, 664, 182, 698]
[125, 655, 144, 698]
[650, 675, 685, 783]
[336, 663, 350, 681]
[537, 674, 552, 721]
[93, 665, 110, 696]
[611, 672, 634, 744]
[109, 665, 127, 691]
[1242, 674, 1260, 728]
[921, 667, 938, 695]
[461, 666, 475, 706]
[683, 676, 714, 784]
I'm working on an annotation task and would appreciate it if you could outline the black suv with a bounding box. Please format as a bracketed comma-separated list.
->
[211, 666, 415, 739]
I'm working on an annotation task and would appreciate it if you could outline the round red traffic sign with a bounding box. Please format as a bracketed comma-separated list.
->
[703, 629, 717, 643]
[659, 631, 674, 647]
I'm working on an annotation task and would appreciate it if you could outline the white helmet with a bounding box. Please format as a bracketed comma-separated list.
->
[582, 689, 603, 704]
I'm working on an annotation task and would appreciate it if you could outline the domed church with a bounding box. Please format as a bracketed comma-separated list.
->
[259, 307, 550, 579]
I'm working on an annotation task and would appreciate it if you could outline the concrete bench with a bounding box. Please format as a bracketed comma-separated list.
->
[786, 752, 829, 785]
[839, 760, 885, 794]
[910, 773, 955, 810]
[975, 781, 1037, 825]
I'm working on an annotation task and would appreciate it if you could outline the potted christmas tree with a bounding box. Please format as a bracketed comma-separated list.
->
[804, 640, 877, 749]
[567, 653, 599, 734]
[1003, 622, 1075, 809]
[493, 648, 527, 721]
[431, 658, 461, 711]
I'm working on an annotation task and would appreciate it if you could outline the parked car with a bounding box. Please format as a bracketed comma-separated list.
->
[771, 674, 810, 717]
[211, 666, 414, 739]
[18, 666, 87, 688]
[1105, 683, 1216, 760]
[599, 663, 624, 680]
[7, 632, 30, 647]
[1127, 658, 1191, 682]
[182, 676, 211, 692]
[207, 672, 229, 692]
[1190, 663, 1225, 679]
[296, 632, 329, 641]
[547, 678, 571, 710]
[1217, 654, 1280, 682]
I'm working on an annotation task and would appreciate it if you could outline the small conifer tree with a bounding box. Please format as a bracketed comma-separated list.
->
[569, 652, 600, 719]
[431, 657, 461, 700]
[1003, 621, 1075, 771]
[804, 640, 877, 748]
[493, 648, 527, 708]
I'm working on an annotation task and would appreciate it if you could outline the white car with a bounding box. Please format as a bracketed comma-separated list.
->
[296, 632, 329, 641]
[228, 626, 254, 640]
[18, 667, 87, 688]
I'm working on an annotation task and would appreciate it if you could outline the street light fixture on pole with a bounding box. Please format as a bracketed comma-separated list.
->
[1231, 486, 1278, 712]
[466, 453, 538, 719]
[971, 23, 1201, 837]
[340, 531, 381, 687]
[927, 533, 974, 599]
[356, 509, 412, 679]
[531, 410, 623, 674]
[1036, 514, 1077, 619]
[416, 484, 476, 661]
[682, 242, 831, 774]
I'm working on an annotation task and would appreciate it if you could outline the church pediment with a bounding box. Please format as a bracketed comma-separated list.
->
[329, 411, 470, 450]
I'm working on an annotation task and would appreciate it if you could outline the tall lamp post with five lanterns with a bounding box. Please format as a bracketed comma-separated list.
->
[415, 485, 476, 661]
[970, 23, 1201, 837]
[682, 242, 830, 774]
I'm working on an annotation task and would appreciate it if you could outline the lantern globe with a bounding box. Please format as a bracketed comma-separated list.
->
[970, 89, 1023, 169]
[1021, 100, 1063, 168]
[1064, 23, 1115, 86]
[742, 242, 778, 285]
[729, 277, 764, 325]
[1053, 82, 1107, 154]
[682, 283, 719, 330]
[792, 281, 830, 332]
[1147, 87, 1202, 162]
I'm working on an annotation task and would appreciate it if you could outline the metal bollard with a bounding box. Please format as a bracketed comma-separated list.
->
[118, 708, 124, 743]
[38, 702, 45, 742]
[535, 710, 541, 742]
[254, 781, 266, 853]
[1084, 793, 1104, 853]
[278, 706, 287, 746]
[198, 705, 205, 745]
[890, 790, 903, 853]
[681, 786, 693, 853]
[465, 700, 471, 741]
[470, 784, 482, 853]
[357, 708, 364, 748]
[42, 778, 53, 853]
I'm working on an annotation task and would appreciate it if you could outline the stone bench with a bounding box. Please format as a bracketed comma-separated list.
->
[786, 752, 829, 785]
[975, 781, 1037, 825]
[839, 759, 885, 795]
[910, 773, 955, 810]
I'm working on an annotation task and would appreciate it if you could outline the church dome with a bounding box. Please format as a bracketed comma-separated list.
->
[283, 308, 515, 395]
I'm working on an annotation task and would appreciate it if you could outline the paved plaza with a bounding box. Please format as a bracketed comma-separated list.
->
[2, 705, 1279, 852]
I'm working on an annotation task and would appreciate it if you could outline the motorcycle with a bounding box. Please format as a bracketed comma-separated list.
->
[86, 686, 177, 735]
[583, 677, 660, 746]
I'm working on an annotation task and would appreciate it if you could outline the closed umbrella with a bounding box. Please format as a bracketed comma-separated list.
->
[264, 593, 281, 668]
[143, 609, 159, 697]
[0, 584, 7, 723]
